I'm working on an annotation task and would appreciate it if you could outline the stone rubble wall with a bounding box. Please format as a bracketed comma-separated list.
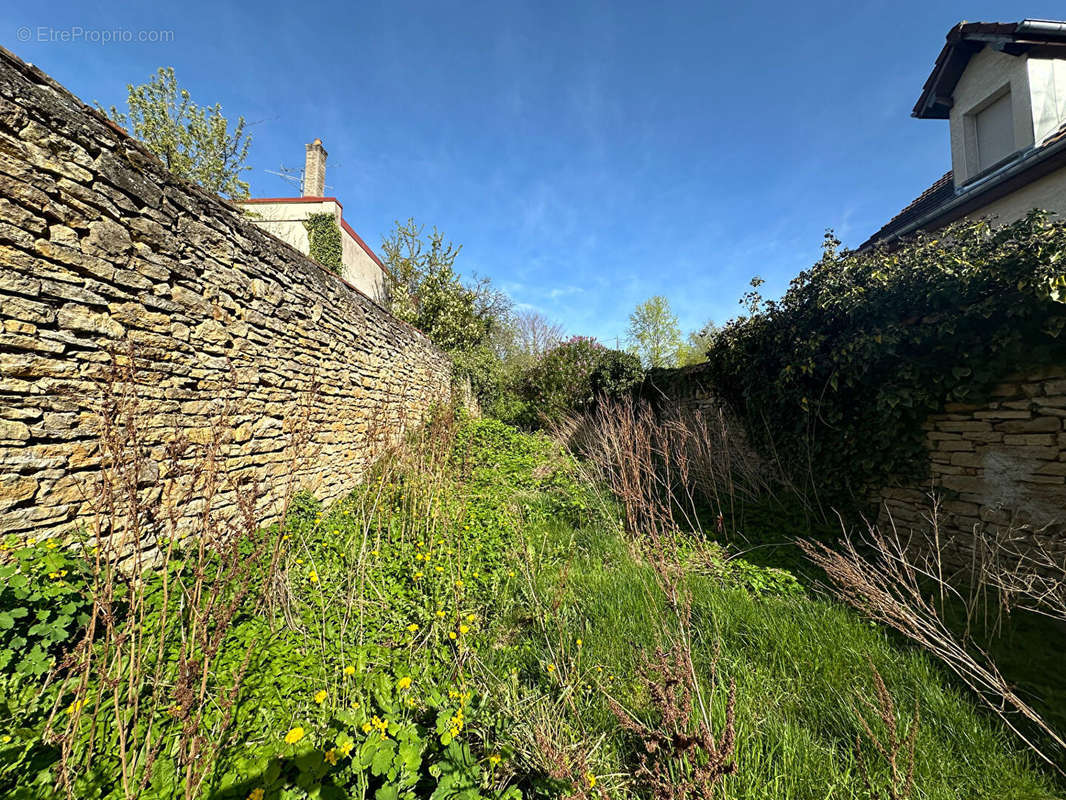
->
[876, 367, 1066, 567]
[0, 47, 453, 545]
[646, 362, 1066, 566]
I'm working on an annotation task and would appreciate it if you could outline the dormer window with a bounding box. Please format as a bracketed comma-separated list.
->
[972, 89, 1014, 171]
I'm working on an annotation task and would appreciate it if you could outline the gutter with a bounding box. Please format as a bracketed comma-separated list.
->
[1017, 19, 1066, 36]
[866, 133, 1066, 249]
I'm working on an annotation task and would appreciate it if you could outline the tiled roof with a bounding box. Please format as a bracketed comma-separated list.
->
[858, 172, 955, 250]
[859, 121, 1066, 251]
[914, 20, 1066, 119]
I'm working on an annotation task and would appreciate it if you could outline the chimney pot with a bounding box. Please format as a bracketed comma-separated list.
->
[303, 139, 327, 197]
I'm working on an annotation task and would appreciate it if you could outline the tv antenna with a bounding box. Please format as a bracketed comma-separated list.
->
[264, 163, 340, 195]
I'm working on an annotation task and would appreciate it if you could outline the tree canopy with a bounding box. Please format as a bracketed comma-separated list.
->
[626, 295, 684, 368]
[104, 67, 252, 199]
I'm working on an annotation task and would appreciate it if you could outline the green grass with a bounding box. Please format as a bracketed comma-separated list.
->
[482, 485, 1063, 797]
[3, 415, 1062, 798]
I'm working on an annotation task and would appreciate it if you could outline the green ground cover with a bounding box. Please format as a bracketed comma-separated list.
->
[0, 415, 1060, 799]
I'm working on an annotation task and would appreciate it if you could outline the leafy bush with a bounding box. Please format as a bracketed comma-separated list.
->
[704, 213, 1066, 508]
[0, 537, 91, 796]
[517, 338, 642, 427]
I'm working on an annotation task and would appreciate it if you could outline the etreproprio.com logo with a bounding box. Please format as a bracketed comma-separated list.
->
[16, 26, 175, 44]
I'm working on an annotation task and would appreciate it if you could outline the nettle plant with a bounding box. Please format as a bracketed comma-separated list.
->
[704, 212, 1066, 510]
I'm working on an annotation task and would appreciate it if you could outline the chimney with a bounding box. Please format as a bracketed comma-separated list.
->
[303, 138, 327, 197]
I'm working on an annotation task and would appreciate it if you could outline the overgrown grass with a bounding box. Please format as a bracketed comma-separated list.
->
[487, 511, 1059, 798]
[1, 413, 1061, 798]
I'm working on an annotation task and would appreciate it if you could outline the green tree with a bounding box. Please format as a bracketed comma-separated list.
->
[104, 67, 252, 198]
[381, 219, 513, 405]
[679, 320, 719, 365]
[381, 218, 509, 352]
[625, 295, 684, 368]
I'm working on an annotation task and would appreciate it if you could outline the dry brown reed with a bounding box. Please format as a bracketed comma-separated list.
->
[550, 396, 744, 796]
[853, 659, 919, 800]
[554, 395, 772, 607]
[44, 347, 315, 799]
[605, 599, 736, 800]
[798, 515, 1066, 773]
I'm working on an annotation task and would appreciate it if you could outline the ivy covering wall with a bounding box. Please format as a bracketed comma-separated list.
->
[702, 212, 1066, 510]
[304, 212, 343, 275]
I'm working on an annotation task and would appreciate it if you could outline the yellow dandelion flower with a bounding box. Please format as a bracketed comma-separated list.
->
[584, 772, 596, 788]
[350, 700, 360, 710]
[45, 540, 58, 550]
[284, 726, 305, 744]
[436, 609, 446, 618]
[314, 690, 328, 704]
[338, 740, 354, 757]
[371, 549, 379, 556]
[361, 722, 373, 734]
[406, 623, 419, 632]
[296, 558, 304, 564]
[414, 571, 424, 579]
[466, 614, 476, 623]
[455, 580, 464, 588]
[576, 638, 583, 647]
[308, 570, 319, 584]
[397, 676, 412, 690]
[489, 753, 501, 766]
[247, 789, 265, 800]
[0, 735, 11, 744]
[546, 664, 555, 673]
[65, 697, 86, 715]
[508, 570, 515, 577]
[459, 624, 470, 634]
[435, 566, 444, 572]
[324, 748, 338, 765]
[448, 631, 457, 640]
[344, 665, 355, 677]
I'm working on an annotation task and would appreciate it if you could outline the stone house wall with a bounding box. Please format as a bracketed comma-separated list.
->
[0, 47, 453, 546]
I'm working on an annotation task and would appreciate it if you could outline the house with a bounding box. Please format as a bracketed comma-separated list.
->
[238, 139, 388, 300]
[859, 19, 1066, 250]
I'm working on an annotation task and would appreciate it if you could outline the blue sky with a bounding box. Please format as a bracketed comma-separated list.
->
[5, 1, 1064, 343]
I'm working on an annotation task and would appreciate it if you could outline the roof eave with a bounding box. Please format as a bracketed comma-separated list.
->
[912, 20, 1066, 119]
[860, 134, 1066, 251]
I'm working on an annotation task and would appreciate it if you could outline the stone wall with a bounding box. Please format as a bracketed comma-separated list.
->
[646, 362, 1066, 565]
[0, 47, 453, 545]
[877, 366, 1066, 566]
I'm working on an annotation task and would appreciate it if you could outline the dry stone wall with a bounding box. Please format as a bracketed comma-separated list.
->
[0, 47, 453, 545]
[877, 366, 1066, 566]
[647, 362, 1066, 565]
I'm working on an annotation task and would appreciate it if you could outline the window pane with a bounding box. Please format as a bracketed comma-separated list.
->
[976, 92, 1014, 171]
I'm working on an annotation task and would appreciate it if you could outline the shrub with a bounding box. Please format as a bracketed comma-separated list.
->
[518, 338, 642, 427]
[704, 213, 1066, 509]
